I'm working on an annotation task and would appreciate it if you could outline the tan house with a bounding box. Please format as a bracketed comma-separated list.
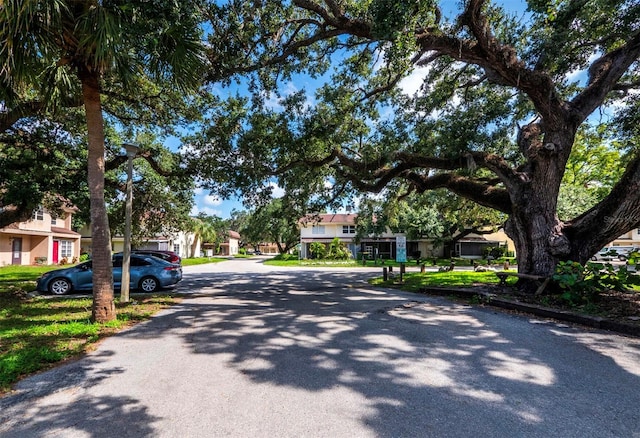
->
[299, 213, 514, 260]
[608, 228, 640, 248]
[79, 227, 199, 259]
[202, 230, 241, 256]
[446, 229, 514, 259]
[298, 213, 443, 259]
[217, 230, 241, 256]
[0, 206, 82, 266]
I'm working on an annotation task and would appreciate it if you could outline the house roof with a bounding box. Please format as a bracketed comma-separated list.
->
[228, 230, 241, 239]
[51, 227, 81, 237]
[457, 236, 501, 243]
[300, 213, 357, 225]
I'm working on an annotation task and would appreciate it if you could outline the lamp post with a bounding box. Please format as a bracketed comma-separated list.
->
[121, 143, 139, 303]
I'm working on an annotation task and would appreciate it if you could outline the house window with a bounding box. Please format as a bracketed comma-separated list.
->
[173, 244, 180, 255]
[312, 225, 325, 235]
[32, 207, 44, 221]
[60, 240, 72, 258]
[342, 225, 356, 234]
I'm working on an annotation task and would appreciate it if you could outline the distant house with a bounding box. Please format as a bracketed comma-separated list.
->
[254, 242, 280, 255]
[607, 228, 640, 248]
[444, 229, 514, 259]
[79, 227, 198, 259]
[0, 206, 81, 265]
[218, 230, 241, 256]
[298, 213, 442, 260]
[299, 213, 359, 259]
[201, 230, 241, 256]
[298, 213, 514, 260]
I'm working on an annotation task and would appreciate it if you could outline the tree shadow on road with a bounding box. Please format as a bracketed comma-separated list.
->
[5, 268, 639, 436]
[0, 349, 162, 437]
[128, 270, 640, 436]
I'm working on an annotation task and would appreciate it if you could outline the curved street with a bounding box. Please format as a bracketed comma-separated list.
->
[1, 257, 640, 437]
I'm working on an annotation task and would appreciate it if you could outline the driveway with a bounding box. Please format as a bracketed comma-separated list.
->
[1, 258, 640, 437]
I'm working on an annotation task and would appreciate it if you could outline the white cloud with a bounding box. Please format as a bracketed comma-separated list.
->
[565, 52, 600, 86]
[190, 205, 222, 217]
[263, 91, 284, 111]
[203, 195, 223, 206]
[268, 182, 285, 198]
[399, 66, 430, 96]
[262, 81, 316, 111]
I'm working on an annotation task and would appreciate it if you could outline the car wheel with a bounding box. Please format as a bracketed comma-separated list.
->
[139, 276, 158, 292]
[619, 255, 627, 261]
[591, 256, 597, 261]
[49, 278, 72, 295]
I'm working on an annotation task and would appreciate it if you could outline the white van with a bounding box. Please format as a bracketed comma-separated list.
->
[592, 247, 613, 261]
[608, 246, 639, 261]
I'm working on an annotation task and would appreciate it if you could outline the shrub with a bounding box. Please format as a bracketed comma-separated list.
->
[326, 237, 351, 260]
[274, 253, 297, 261]
[553, 260, 640, 306]
[483, 246, 506, 259]
[309, 242, 327, 259]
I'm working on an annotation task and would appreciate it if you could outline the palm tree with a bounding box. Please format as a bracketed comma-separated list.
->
[0, 1, 206, 322]
[189, 216, 218, 258]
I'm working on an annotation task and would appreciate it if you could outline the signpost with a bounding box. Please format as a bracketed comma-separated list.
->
[396, 235, 407, 283]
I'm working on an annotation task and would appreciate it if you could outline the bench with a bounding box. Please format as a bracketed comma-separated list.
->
[495, 271, 551, 295]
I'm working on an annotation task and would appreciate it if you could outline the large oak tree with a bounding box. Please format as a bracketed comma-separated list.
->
[200, 0, 640, 283]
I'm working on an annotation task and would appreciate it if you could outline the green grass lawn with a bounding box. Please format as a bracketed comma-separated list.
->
[0, 264, 179, 394]
[181, 256, 228, 266]
[369, 270, 517, 292]
[265, 258, 359, 267]
[264, 257, 430, 268]
[264, 256, 514, 269]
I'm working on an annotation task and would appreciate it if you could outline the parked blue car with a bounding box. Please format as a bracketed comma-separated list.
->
[36, 254, 182, 295]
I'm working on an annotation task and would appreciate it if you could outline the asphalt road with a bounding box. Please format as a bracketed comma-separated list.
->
[1, 258, 640, 437]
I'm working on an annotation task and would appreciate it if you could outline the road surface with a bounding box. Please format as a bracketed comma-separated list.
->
[1, 257, 639, 437]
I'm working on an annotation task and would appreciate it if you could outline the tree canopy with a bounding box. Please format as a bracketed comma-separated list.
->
[194, 0, 640, 282]
[239, 197, 304, 253]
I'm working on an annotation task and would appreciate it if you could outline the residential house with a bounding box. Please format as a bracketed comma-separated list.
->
[218, 230, 241, 256]
[0, 206, 81, 266]
[80, 227, 199, 259]
[608, 228, 640, 248]
[445, 229, 514, 259]
[254, 242, 280, 254]
[201, 230, 241, 256]
[299, 213, 515, 260]
[299, 213, 442, 260]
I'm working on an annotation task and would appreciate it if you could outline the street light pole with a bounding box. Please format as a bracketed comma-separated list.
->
[121, 143, 139, 303]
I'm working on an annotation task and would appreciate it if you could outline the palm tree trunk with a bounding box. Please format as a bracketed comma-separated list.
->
[190, 234, 200, 258]
[80, 68, 116, 323]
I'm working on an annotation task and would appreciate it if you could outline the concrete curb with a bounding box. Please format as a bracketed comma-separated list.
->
[419, 287, 640, 337]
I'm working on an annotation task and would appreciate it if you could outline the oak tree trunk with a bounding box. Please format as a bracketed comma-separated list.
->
[504, 127, 575, 290]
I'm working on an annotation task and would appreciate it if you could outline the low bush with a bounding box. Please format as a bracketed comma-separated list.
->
[274, 253, 297, 261]
[553, 260, 640, 306]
